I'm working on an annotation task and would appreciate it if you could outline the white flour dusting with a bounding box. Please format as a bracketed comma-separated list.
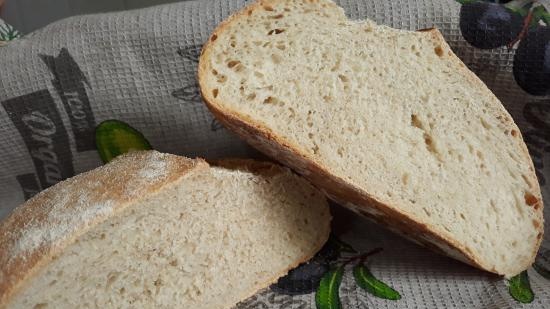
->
[13, 195, 114, 260]
[138, 152, 168, 181]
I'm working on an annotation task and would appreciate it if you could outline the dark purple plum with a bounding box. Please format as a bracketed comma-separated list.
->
[271, 259, 329, 295]
[513, 26, 550, 96]
[460, 1, 523, 49]
[271, 235, 353, 295]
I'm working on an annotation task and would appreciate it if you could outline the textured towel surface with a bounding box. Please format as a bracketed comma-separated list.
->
[0, 0, 548, 307]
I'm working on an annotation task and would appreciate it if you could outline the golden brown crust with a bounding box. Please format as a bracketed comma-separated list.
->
[197, 0, 543, 276]
[0, 151, 207, 307]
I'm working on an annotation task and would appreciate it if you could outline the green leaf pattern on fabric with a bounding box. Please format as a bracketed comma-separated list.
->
[95, 120, 152, 163]
[0, 22, 21, 43]
[353, 263, 401, 300]
[315, 266, 344, 309]
[508, 271, 534, 304]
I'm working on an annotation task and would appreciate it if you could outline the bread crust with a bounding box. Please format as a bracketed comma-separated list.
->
[0, 151, 206, 307]
[197, 0, 543, 277]
[0, 151, 330, 307]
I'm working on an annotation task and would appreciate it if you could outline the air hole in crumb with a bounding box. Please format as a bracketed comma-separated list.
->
[246, 93, 257, 100]
[276, 44, 286, 50]
[337, 147, 344, 157]
[263, 5, 274, 11]
[212, 89, 219, 98]
[271, 53, 283, 64]
[268, 29, 285, 35]
[422, 207, 431, 217]
[480, 118, 492, 130]
[338, 74, 349, 82]
[434, 46, 444, 57]
[489, 200, 498, 214]
[459, 213, 466, 220]
[217, 75, 227, 83]
[511, 129, 518, 137]
[154, 279, 162, 287]
[263, 96, 278, 104]
[312, 144, 319, 154]
[402, 173, 409, 185]
[211, 34, 217, 42]
[533, 220, 540, 228]
[524, 192, 538, 206]
[476, 150, 484, 160]
[33, 304, 47, 309]
[211, 69, 218, 76]
[410, 114, 424, 129]
[424, 134, 435, 152]
[230, 41, 236, 48]
[227, 60, 240, 68]
[270, 14, 284, 19]
[119, 287, 126, 294]
[287, 107, 296, 117]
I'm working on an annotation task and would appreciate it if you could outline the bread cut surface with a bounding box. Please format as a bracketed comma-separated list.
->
[0, 151, 330, 308]
[198, 0, 544, 277]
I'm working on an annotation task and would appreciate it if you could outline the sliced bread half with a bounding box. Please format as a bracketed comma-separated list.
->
[198, 0, 543, 277]
[0, 151, 330, 308]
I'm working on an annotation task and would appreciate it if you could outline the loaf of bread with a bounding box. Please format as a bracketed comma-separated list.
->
[0, 151, 330, 308]
[198, 0, 544, 277]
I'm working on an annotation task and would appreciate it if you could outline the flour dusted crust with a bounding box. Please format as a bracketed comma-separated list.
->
[198, 0, 544, 276]
[0, 151, 206, 306]
[0, 151, 331, 308]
